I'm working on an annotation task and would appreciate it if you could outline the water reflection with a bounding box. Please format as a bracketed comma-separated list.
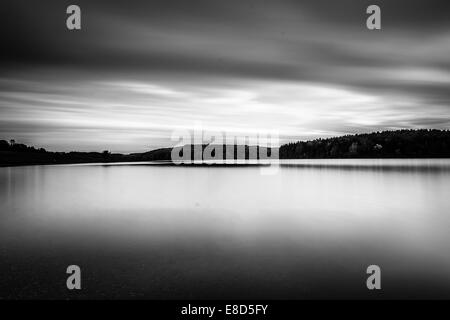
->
[1, 160, 450, 299]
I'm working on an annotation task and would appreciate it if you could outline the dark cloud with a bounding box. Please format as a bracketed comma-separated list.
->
[0, 0, 449, 151]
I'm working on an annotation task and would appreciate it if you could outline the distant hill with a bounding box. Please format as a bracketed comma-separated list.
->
[1, 129, 450, 166]
[0, 142, 272, 166]
[131, 144, 273, 162]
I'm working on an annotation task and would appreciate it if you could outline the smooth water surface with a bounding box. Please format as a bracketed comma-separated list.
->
[1, 159, 450, 299]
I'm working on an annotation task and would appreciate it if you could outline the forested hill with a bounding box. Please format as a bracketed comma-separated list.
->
[1, 129, 450, 166]
[279, 129, 450, 159]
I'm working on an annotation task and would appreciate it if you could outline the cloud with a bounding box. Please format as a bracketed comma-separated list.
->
[0, 0, 449, 151]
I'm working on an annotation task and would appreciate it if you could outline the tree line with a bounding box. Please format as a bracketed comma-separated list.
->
[2, 129, 450, 166]
[279, 129, 450, 158]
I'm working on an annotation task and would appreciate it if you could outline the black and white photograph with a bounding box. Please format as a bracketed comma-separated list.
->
[1, 0, 450, 305]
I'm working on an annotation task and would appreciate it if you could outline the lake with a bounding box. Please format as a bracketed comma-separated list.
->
[1, 159, 450, 299]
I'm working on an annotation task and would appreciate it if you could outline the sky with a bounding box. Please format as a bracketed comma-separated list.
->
[1, 0, 449, 153]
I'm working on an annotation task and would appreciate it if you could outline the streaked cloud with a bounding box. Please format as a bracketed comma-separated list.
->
[0, 0, 449, 151]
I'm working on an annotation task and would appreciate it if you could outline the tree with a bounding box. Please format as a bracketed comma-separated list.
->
[0, 140, 9, 150]
[349, 142, 358, 155]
